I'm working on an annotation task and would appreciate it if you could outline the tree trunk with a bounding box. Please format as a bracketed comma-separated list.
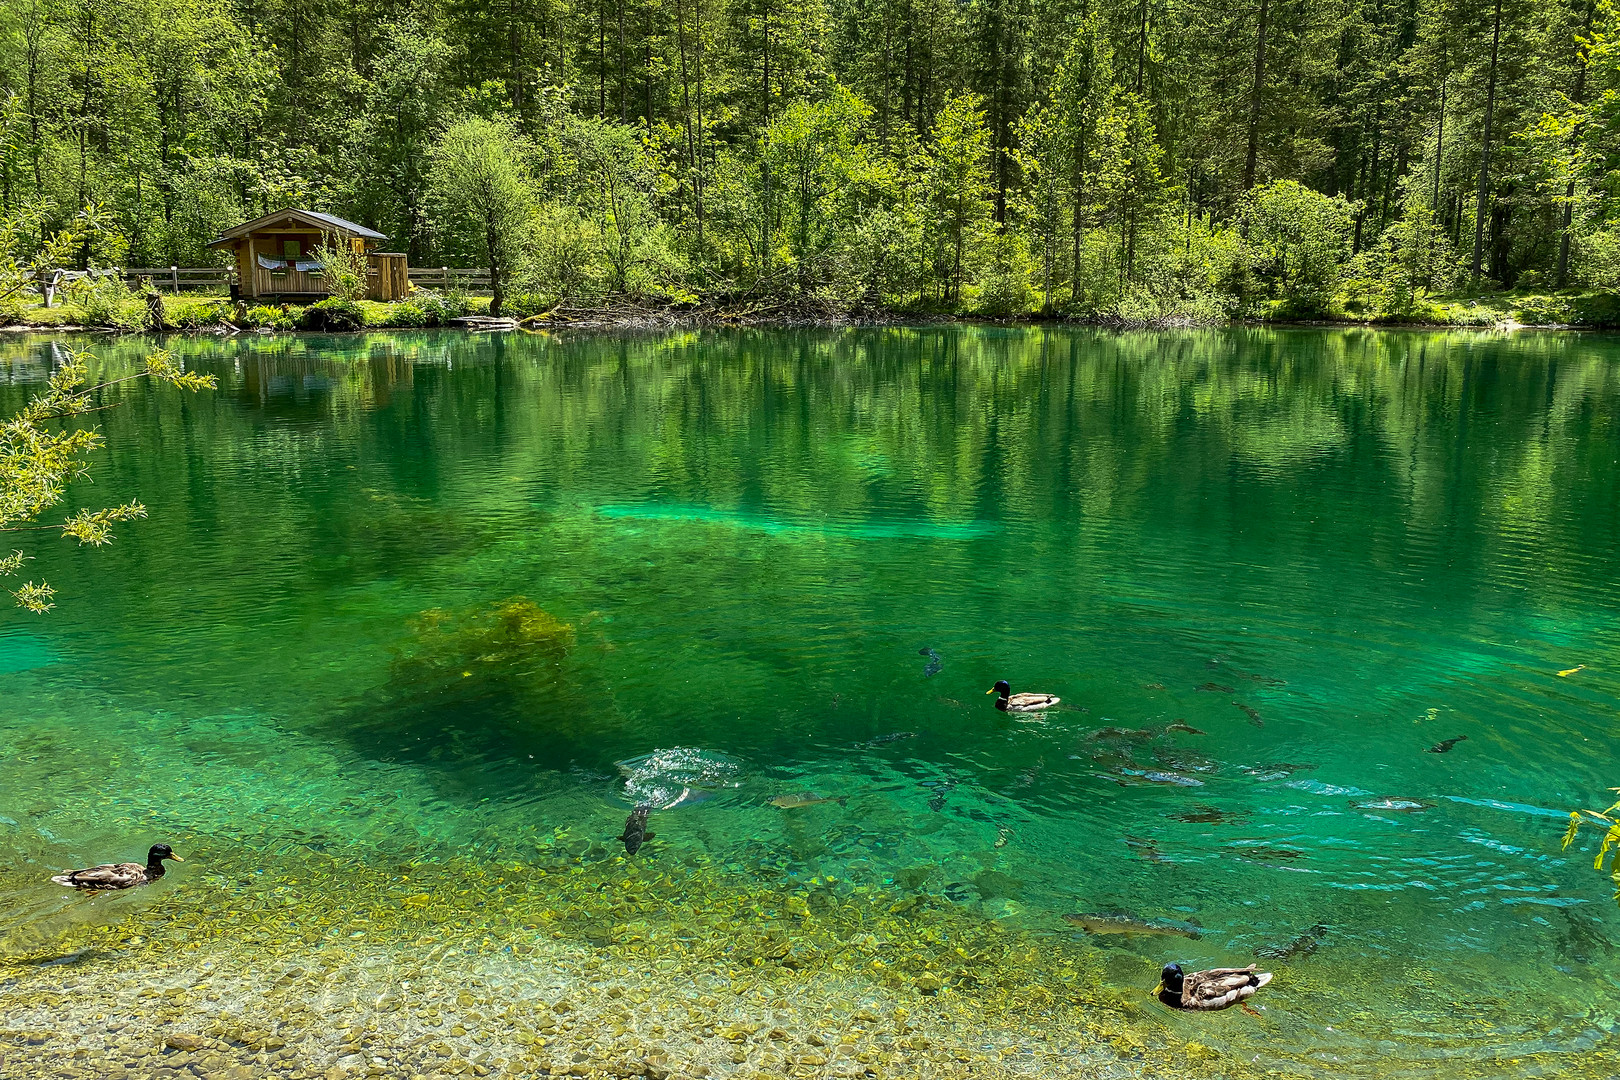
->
[1242, 0, 1271, 192]
[1471, 0, 1503, 288]
[1431, 77, 1445, 212]
[1557, 0, 1595, 287]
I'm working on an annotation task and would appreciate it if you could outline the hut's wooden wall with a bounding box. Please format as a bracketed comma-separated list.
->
[368, 253, 409, 301]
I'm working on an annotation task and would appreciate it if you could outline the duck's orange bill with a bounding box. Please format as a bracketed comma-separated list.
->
[167, 854, 184, 861]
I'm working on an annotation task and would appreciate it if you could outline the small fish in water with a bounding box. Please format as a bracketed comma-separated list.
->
[1197, 682, 1235, 694]
[1064, 913, 1202, 939]
[1558, 664, 1586, 678]
[1166, 722, 1207, 735]
[1255, 923, 1328, 960]
[922, 777, 956, 812]
[1168, 805, 1245, 825]
[1243, 762, 1317, 778]
[927, 794, 946, 812]
[1231, 844, 1305, 862]
[1120, 768, 1204, 787]
[769, 792, 848, 809]
[864, 731, 916, 747]
[994, 826, 1013, 848]
[918, 646, 944, 678]
[1125, 835, 1167, 863]
[1087, 725, 1160, 742]
[1143, 682, 1167, 691]
[1351, 796, 1432, 813]
[1233, 702, 1264, 727]
[1426, 735, 1468, 754]
[1234, 670, 1287, 687]
[616, 805, 655, 855]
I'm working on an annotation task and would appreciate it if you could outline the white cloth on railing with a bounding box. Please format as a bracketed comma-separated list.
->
[257, 254, 287, 271]
[295, 259, 322, 272]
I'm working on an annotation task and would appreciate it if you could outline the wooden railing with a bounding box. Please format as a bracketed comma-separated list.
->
[123, 267, 234, 292]
[404, 267, 493, 290]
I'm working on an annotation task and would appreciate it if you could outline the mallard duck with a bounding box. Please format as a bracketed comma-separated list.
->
[1156, 962, 1272, 1011]
[987, 680, 1060, 713]
[50, 844, 183, 890]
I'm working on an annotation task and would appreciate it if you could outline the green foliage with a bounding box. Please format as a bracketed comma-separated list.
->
[240, 305, 298, 331]
[1563, 792, 1620, 905]
[301, 298, 367, 331]
[316, 237, 372, 302]
[0, 0, 1611, 321]
[1241, 181, 1358, 314]
[0, 349, 216, 613]
[64, 276, 144, 330]
[428, 116, 536, 316]
[383, 289, 469, 327]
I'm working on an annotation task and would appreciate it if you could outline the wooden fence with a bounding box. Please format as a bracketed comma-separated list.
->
[116, 265, 493, 294]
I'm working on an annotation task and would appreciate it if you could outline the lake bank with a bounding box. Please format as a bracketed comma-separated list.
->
[6, 287, 1620, 335]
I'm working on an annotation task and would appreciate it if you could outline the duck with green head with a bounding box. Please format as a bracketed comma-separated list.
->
[1156, 962, 1272, 1011]
[987, 680, 1060, 713]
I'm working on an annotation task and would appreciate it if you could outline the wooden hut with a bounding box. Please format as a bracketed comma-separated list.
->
[207, 208, 409, 301]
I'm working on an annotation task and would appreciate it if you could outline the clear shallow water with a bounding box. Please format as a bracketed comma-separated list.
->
[2, 326, 1620, 1075]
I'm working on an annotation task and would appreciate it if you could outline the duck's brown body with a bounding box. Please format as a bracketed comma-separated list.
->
[988, 681, 1060, 713]
[50, 844, 182, 890]
[1158, 964, 1272, 1011]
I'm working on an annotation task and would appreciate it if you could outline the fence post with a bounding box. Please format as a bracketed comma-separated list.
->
[170, 265, 179, 294]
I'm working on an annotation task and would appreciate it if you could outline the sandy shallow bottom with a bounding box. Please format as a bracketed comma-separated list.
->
[4, 839, 1619, 1080]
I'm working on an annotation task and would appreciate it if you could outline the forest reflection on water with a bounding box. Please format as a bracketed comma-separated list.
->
[2, 325, 1620, 1076]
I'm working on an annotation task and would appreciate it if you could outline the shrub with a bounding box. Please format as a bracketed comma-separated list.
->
[316, 236, 372, 301]
[301, 297, 365, 331]
[1241, 180, 1356, 313]
[65, 275, 143, 329]
[384, 288, 469, 327]
[166, 296, 231, 329]
[239, 304, 298, 331]
[975, 232, 1037, 316]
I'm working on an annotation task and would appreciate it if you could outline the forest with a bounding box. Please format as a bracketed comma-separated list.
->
[0, 0, 1616, 320]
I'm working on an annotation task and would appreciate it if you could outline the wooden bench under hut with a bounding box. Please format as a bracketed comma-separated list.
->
[207, 209, 409, 301]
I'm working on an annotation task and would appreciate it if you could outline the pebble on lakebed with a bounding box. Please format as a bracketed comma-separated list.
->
[0, 843, 1214, 1080]
[4, 841, 1611, 1079]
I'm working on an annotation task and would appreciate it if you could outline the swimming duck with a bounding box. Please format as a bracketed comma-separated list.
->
[987, 680, 1060, 713]
[1156, 962, 1272, 1011]
[50, 844, 183, 890]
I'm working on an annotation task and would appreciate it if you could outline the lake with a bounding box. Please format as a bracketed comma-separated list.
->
[2, 326, 1618, 1078]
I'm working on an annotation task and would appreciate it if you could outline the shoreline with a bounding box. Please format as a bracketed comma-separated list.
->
[0, 312, 1609, 337]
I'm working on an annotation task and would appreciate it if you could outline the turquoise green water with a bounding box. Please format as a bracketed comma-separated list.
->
[3, 326, 1620, 1074]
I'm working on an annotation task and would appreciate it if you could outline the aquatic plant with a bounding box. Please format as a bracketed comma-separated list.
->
[0, 348, 215, 613]
[1562, 789, 1620, 903]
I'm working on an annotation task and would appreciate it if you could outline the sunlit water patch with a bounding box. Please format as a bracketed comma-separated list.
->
[2, 327, 1620, 1078]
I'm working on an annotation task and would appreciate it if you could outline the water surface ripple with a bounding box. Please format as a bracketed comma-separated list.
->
[3, 326, 1619, 1077]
